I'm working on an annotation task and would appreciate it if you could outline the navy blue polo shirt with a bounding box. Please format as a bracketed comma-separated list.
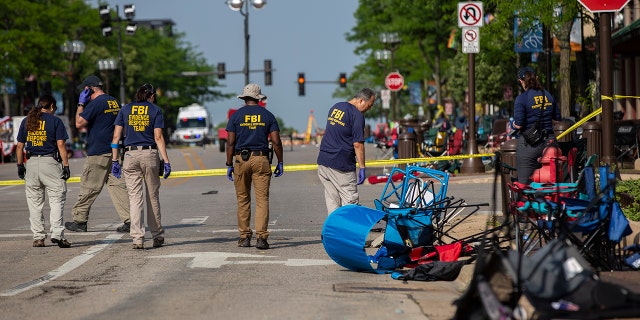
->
[226, 105, 279, 151]
[513, 89, 561, 132]
[115, 101, 165, 146]
[17, 113, 69, 155]
[80, 94, 121, 155]
[317, 101, 365, 172]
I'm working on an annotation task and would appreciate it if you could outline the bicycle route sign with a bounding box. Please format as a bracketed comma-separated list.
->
[458, 2, 484, 28]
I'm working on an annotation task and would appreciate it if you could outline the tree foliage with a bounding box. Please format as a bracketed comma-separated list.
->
[343, 0, 593, 124]
[0, 0, 226, 134]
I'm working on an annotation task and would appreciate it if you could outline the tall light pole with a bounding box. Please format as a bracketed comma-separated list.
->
[227, 0, 266, 85]
[100, 4, 137, 103]
[375, 49, 391, 124]
[379, 32, 400, 120]
[60, 40, 85, 123]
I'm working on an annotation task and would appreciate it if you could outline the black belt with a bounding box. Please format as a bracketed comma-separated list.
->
[235, 150, 268, 156]
[125, 145, 157, 151]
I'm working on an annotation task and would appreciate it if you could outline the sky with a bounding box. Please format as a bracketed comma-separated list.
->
[102, 0, 364, 133]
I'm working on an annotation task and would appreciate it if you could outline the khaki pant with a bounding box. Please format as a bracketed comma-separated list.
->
[123, 149, 164, 245]
[317, 164, 358, 215]
[25, 156, 67, 240]
[232, 154, 271, 239]
[71, 153, 130, 224]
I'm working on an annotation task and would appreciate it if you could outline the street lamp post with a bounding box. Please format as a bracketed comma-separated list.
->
[227, 0, 266, 86]
[379, 32, 400, 120]
[100, 4, 137, 103]
[97, 58, 118, 94]
[374, 49, 391, 124]
[60, 40, 85, 128]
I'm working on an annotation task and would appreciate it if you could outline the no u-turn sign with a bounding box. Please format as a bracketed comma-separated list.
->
[458, 2, 484, 28]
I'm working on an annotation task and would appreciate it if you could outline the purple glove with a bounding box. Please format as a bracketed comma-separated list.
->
[227, 166, 234, 182]
[163, 162, 171, 179]
[111, 160, 121, 178]
[357, 168, 366, 185]
[79, 88, 92, 105]
[274, 162, 284, 177]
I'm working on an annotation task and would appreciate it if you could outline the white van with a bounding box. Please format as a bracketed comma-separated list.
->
[170, 104, 215, 146]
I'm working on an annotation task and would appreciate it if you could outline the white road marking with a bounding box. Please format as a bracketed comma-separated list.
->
[209, 228, 306, 234]
[179, 216, 209, 225]
[0, 231, 116, 238]
[149, 252, 335, 269]
[0, 234, 124, 297]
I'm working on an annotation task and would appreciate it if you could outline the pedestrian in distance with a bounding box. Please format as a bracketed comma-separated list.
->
[65, 75, 131, 233]
[509, 67, 561, 184]
[225, 83, 283, 250]
[317, 88, 376, 215]
[111, 84, 171, 250]
[16, 95, 72, 248]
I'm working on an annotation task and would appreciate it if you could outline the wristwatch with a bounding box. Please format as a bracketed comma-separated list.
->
[226, 162, 232, 167]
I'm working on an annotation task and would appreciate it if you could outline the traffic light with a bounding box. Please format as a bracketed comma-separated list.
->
[264, 59, 272, 86]
[339, 72, 347, 88]
[297, 73, 305, 96]
[217, 63, 226, 79]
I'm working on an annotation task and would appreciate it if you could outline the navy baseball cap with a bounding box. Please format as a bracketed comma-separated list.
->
[77, 75, 103, 90]
[518, 67, 535, 80]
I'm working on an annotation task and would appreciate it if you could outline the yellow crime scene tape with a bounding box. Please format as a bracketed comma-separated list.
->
[0, 153, 494, 186]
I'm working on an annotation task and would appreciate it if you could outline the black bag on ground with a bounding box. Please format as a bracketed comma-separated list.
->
[391, 260, 467, 281]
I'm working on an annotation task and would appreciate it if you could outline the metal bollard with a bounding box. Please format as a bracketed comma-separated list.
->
[499, 139, 518, 215]
[397, 132, 417, 169]
[582, 121, 601, 165]
[553, 120, 573, 143]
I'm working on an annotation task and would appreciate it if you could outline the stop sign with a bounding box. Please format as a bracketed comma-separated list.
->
[578, 0, 630, 12]
[385, 72, 404, 92]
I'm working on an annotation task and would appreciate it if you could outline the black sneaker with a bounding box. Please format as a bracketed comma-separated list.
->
[116, 222, 130, 233]
[153, 237, 164, 248]
[256, 237, 269, 250]
[65, 221, 87, 232]
[238, 237, 251, 247]
[51, 238, 71, 248]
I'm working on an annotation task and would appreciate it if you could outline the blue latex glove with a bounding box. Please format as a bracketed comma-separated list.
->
[163, 162, 171, 179]
[17, 163, 26, 179]
[509, 119, 518, 131]
[79, 88, 92, 105]
[227, 166, 234, 182]
[62, 166, 70, 180]
[274, 162, 284, 177]
[111, 160, 121, 179]
[357, 168, 366, 185]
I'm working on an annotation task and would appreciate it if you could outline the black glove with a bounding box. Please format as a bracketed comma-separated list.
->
[17, 163, 26, 179]
[62, 166, 70, 180]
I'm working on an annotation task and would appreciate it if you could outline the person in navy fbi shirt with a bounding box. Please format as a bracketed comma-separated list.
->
[225, 83, 283, 250]
[317, 88, 376, 215]
[111, 84, 171, 250]
[16, 95, 71, 248]
[65, 75, 131, 233]
[510, 67, 561, 184]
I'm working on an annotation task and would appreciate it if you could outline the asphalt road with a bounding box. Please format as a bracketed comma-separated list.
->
[0, 143, 501, 320]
